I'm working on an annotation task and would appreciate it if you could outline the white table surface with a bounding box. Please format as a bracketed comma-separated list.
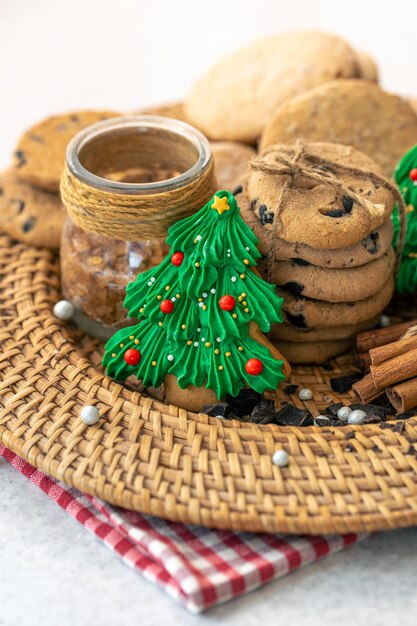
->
[1, 1, 417, 624]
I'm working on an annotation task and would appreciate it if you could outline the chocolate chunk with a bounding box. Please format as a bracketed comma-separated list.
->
[323, 402, 343, 417]
[250, 399, 277, 424]
[202, 402, 229, 417]
[323, 208, 345, 218]
[283, 384, 299, 395]
[232, 185, 243, 196]
[395, 411, 416, 421]
[330, 373, 362, 392]
[228, 388, 262, 418]
[279, 282, 304, 296]
[290, 258, 311, 266]
[22, 216, 36, 233]
[345, 431, 356, 440]
[11, 199, 25, 214]
[393, 421, 405, 434]
[259, 204, 274, 225]
[274, 404, 313, 427]
[315, 418, 331, 427]
[15, 150, 26, 167]
[342, 196, 354, 213]
[406, 445, 416, 455]
[285, 312, 308, 328]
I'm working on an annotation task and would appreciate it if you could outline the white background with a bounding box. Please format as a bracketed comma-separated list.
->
[0, 0, 416, 169]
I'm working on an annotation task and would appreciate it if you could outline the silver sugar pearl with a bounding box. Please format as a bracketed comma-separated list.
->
[337, 406, 352, 422]
[272, 450, 289, 467]
[348, 409, 366, 425]
[299, 388, 313, 401]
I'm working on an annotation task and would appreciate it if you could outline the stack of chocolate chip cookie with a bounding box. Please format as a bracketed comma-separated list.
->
[242, 141, 397, 363]
[0, 110, 119, 248]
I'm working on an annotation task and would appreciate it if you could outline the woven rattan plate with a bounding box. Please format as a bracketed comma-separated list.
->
[1, 232, 417, 534]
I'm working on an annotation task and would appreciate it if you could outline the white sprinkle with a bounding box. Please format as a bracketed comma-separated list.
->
[53, 300, 74, 321]
[337, 406, 352, 422]
[202, 292, 208, 298]
[227, 253, 231, 258]
[216, 336, 221, 342]
[245, 247, 250, 251]
[151, 277, 156, 282]
[199, 302, 204, 307]
[167, 354, 174, 362]
[314, 415, 330, 425]
[380, 315, 391, 328]
[194, 341, 199, 347]
[201, 337, 206, 342]
[197, 327, 201, 332]
[171, 297, 176, 302]
[299, 388, 313, 401]
[80, 405, 100, 426]
[348, 409, 366, 425]
[147, 281, 152, 287]
[196, 235, 202, 241]
[272, 450, 289, 467]
[211, 288, 216, 294]
[231, 277, 237, 283]
[227, 248, 231, 252]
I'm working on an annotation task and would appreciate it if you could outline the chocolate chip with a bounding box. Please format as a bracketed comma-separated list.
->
[15, 150, 26, 167]
[323, 208, 345, 218]
[274, 404, 313, 427]
[324, 402, 343, 417]
[330, 373, 362, 392]
[315, 418, 331, 427]
[70, 114, 80, 122]
[278, 282, 304, 296]
[11, 199, 25, 214]
[285, 312, 307, 328]
[370, 232, 379, 241]
[232, 185, 243, 196]
[250, 399, 277, 424]
[290, 258, 311, 266]
[228, 388, 262, 418]
[342, 196, 354, 213]
[283, 384, 299, 395]
[250, 198, 258, 211]
[259, 204, 274, 225]
[22, 216, 36, 233]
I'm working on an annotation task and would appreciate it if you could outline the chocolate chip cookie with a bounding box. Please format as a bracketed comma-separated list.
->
[186, 31, 360, 143]
[14, 110, 120, 192]
[270, 315, 379, 342]
[0, 168, 65, 248]
[261, 80, 417, 178]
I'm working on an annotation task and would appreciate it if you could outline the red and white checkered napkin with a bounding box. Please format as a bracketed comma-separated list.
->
[1, 444, 366, 613]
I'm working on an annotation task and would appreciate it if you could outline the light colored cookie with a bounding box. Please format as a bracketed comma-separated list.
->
[186, 31, 360, 143]
[270, 315, 379, 342]
[279, 275, 394, 328]
[272, 338, 353, 364]
[211, 142, 256, 192]
[14, 110, 120, 192]
[247, 142, 395, 250]
[261, 80, 417, 178]
[135, 101, 189, 123]
[0, 168, 65, 248]
[409, 98, 417, 115]
[241, 202, 394, 268]
[264, 248, 395, 303]
[355, 51, 378, 81]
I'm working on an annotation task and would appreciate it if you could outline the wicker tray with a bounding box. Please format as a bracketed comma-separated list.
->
[1, 233, 417, 535]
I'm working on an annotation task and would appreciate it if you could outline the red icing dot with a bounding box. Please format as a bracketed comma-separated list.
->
[245, 358, 263, 375]
[124, 348, 141, 366]
[219, 295, 236, 311]
[160, 299, 174, 314]
[410, 168, 417, 182]
[171, 251, 184, 266]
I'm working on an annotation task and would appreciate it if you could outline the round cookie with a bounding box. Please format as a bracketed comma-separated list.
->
[270, 315, 379, 342]
[211, 142, 256, 193]
[14, 110, 121, 192]
[186, 31, 360, 143]
[247, 142, 395, 250]
[241, 202, 394, 268]
[260, 80, 417, 178]
[272, 338, 353, 364]
[265, 248, 395, 303]
[355, 51, 378, 82]
[0, 169, 65, 248]
[279, 275, 394, 328]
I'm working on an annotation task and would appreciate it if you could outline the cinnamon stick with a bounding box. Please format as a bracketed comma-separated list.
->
[357, 351, 371, 372]
[369, 334, 417, 367]
[352, 373, 384, 403]
[387, 378, 417, 413]
[355, 319, 417, 353]
[371, 348, 417, 389]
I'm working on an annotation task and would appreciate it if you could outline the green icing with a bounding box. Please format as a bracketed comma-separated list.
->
[103, 190, 286, 399]
[392, 144, 417, 293]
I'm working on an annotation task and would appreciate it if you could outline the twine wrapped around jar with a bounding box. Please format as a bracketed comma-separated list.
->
[60, 116, 217, 241]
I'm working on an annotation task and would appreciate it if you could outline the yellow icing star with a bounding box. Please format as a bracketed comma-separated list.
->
[211, 195, 230, 215]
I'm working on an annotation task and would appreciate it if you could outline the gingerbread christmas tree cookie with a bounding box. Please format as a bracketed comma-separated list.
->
[103, 191, 290, 411]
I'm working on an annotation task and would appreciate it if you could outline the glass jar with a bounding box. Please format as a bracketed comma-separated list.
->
[60, 116, 214, 339]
